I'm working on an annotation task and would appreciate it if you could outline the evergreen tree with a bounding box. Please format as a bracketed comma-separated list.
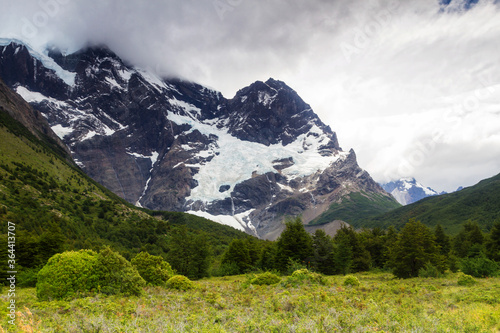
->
[334, 234, 353, 275]
[434, 224, 453, 271]
[453, 220, 485, 258]
[383, 226, 398, 269]
[311, 229, 336, 275]
[275, 217, 313, 272]
[36, 229, 65, 265]
[434, 224, 451, 256]
[257, 241, 277, 271]
[244, 237, 261, 267]
[166, 227, 210, 279]
[359, 228, 386, 269]
[486, 221, 500, 261]
[222, 239, 252, 274]
[333, 225, 371, 272]
[389, 219, 442, 278]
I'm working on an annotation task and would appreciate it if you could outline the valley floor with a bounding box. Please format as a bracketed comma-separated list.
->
[1, 272, 499, 332]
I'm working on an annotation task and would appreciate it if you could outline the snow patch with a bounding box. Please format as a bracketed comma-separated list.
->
[137, 69, 167, 92]
[81, 130, 97, 141]
[15, 86, 68, 107]
[105, 77, 123, 90]
[258, 91, 276, 107]
[277, 183, 294, 193]
[169, 98, 201, 117]
[51, 124, 73, 139]
[118, 68, 133, 81]
[187, 209, 256, 233]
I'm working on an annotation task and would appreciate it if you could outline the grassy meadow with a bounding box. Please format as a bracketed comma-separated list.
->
[1, 271, 499, 332]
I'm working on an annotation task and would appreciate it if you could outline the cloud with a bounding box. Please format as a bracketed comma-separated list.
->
[1, 0, 500, 192]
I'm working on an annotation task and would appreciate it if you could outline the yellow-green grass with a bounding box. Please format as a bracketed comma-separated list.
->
[1, 272, 499, 332]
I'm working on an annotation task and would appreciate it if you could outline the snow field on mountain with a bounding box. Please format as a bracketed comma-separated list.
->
[186, 209, 256, 232]
[167, 110, 346, 204]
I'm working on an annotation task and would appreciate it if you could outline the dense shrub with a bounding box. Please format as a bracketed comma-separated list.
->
[36, 250, 99, 300]
[131, 252, 174, 286]
[211, 262, 240, 277]
[284, 269, 326, 286]
[36, 248, 145, 300]
[250, 272, 281, 286]
[418, 262, 443, 278]
[457, 273, 477, 286]
[17, 266, 40, 287]
[166, 275, 194, 291]
[94, 247, 145, 296]
[343, 275, 360, 287]
[459, 257, 499, 278]
[291, 268, 311, 277]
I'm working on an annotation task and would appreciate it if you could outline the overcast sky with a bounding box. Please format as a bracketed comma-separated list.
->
[2, 0, 500, 192]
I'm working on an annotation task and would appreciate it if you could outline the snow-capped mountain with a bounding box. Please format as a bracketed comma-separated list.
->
[381, 178, 445, 205]
[0, 39, 397, 239]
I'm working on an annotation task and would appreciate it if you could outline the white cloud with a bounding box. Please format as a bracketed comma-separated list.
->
[1, 0, 500, 192]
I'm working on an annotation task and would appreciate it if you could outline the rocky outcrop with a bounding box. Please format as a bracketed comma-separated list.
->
[0, 76, 69, 157]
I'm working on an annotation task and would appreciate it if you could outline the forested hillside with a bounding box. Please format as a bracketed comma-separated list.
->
[356, 173, 500, 234]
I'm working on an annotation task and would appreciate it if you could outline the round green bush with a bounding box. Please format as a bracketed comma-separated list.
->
[36, 250, 99, 300]
[166, 275, 194, 291]
[457, 273, 477, 286]
[343, 275, 360, 287]
[291, 268, 310, 277]
[131, 252, 174, 286]
[36, 247, 146, 300]
[287, 269, 326, 285]
[250, 272, 281, 286]
[94, 247, 145, 296]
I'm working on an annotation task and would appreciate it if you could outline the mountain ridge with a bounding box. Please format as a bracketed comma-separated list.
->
[381, 177, 445, 205]
[0, 39, 398, 239]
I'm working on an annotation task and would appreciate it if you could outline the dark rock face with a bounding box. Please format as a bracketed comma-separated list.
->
[0, 43, 69, 100]
[0, 76, 69, 157]
[0, 40, 396, 238]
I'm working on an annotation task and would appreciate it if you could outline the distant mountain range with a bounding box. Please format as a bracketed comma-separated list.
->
[361, 173, 500, 234]
[0, 39, 399, 239]
[381, 178, 446, 205]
